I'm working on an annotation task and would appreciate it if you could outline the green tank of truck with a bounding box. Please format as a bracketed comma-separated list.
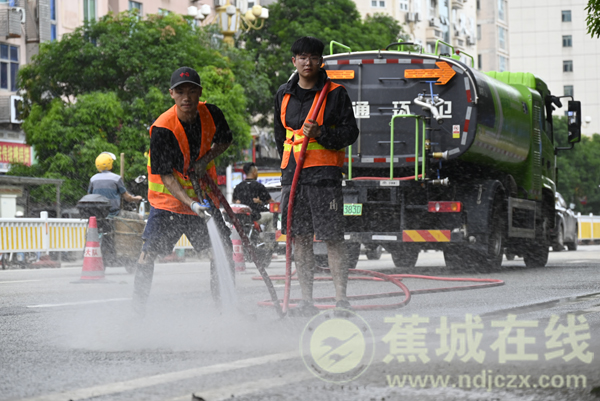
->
[324, 41, 581, 270]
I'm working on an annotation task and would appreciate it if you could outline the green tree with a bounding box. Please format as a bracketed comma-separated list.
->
[555, 116, 600, 214]
[13, 11, 262, 207]
[586, 0, 600, 37]
[242, 0, 407, 123]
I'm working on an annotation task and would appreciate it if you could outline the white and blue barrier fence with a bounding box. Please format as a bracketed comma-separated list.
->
[0, 212, 193, 254]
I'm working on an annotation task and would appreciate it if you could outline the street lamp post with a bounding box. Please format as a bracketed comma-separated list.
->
[188, 0, 269, 46]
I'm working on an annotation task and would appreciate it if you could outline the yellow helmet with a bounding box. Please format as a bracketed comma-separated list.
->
[95, 152, 116, 172]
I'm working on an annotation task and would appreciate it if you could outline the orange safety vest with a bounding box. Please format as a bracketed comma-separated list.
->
[280, 82, 346, 169]
[147, 103, 218, 215]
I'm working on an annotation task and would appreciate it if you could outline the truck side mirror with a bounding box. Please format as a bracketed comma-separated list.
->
[567, 100, 581, 144]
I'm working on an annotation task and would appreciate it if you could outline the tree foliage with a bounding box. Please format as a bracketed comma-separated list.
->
[12, 11, 265, 207]
[555, 116, 600, 214]
[242, 0, 407, 123]
[585, 0, 600, 38]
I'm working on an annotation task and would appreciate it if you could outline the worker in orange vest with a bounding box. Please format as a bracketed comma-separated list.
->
[132, 67, 232, 316]
[274, 37, 359, 316]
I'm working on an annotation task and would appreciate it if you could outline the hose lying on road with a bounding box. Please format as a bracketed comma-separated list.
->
[254, 268, 504, 311]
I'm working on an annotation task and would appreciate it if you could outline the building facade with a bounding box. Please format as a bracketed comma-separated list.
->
[476, 0, 508, 72]
[509, 0, 596, 136]
[352, 0, 478, 64]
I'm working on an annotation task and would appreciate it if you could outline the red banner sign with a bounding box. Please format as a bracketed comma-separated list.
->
[0, 142, 32, 166]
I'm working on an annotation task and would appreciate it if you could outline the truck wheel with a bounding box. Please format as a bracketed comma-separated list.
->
[346, 243, 361, 269]
[315, 254, 329, 267]
[444, 247, 465, 269]
[552, 222, 565, 252]
[470, 193, 504, 271]
[366, 245, 382, 260]
[387, 244, 419, 272]
[523, 242, 549, 268]
[566, 239, 578, 251]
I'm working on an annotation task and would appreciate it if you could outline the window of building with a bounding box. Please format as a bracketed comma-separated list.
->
[158, 8, 171, 16]
[413, 0, 421, 13]
[248, 0, 256, 7]
[562, 35, 572, 47]
[564, 85, 574, 97]
[50, 0, 57, 41]
[129, 1, 143, 14]
[371, 0, 386, 7]
[84, 0, 96, 21]
[429, 0, 436, 17]
[498, 0, 505, 21]
[399, 0, 409, 11]
[478, 54, 482, 70]
[0, 44, 19, 91]
[563, 60, 573, 72]
[498, 26, 506, 50]
[562, 10, 571, 22]
[476, 0, 480, 10]
[498, 55, 507, 72]
[477, 24, 481, 40]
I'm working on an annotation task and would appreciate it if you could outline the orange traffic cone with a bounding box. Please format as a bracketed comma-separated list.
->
[231, 228, 246, 272]
[78, 216, 106, 281]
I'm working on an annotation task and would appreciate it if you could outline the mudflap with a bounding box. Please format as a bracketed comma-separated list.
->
[458, 179, 505, 254]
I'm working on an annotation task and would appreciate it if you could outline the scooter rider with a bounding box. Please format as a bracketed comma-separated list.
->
[132, 67, 233, 315]
[89, 152, 143, 264]
[233, 162, 275, 230]
[274, 37, 359, 316]
[89, 152, 143, 216]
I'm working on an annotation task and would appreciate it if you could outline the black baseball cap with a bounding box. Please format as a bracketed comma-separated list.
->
[170, 67, 202, 89]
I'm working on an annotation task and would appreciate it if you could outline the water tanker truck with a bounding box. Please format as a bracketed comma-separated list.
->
[324, 41, 582, 270]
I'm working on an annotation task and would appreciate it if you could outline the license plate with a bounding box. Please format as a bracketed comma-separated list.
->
[344, 203, 363, 216]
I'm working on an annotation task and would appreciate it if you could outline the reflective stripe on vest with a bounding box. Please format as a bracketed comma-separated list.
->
[147, 103, 218, 215]
[280, 81, 345, 169]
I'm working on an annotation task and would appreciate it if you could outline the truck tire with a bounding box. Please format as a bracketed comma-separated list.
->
[523, 242, 549, 268]
[469, 193, 504, 271]
[387, 244, 419, 272]
[444, 247, 466, 270]
[315, 254, 329, 267]
[552, 222, 565, 252]
[346, 243, 361, 269]
[366, 245, 382, 260]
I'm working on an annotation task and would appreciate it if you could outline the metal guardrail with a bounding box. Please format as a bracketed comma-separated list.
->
[0, 212, 193, 253]
[577, 213, 600, 242]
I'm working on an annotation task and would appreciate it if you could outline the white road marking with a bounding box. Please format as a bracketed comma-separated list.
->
[0, 279, 41, 284]
[26, 298, 131, 308]
[168, 371, 313, 401]
[19, 351, 298, 401]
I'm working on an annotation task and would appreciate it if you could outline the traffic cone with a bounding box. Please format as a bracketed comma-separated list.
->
[78, 216, 106, 281]
[231, 228, 246, 272]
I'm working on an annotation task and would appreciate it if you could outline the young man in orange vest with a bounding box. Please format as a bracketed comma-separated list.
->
[274, 37, 359, 316]
[132, 67, 232, 315]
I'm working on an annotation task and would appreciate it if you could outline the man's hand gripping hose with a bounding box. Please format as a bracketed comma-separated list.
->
[190, 201, 210, 218]
[283, 78, 331, 315]
[188, 170, 285, 318]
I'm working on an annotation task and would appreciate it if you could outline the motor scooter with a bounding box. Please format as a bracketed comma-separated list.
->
[226, 203, 277, 269]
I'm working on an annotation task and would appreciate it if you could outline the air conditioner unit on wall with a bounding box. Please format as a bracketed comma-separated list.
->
[10, 95, 22, 124]
[406, 12, 415, 22]
[466, 35, 476, 45]
[11, 7, 25, 24]
[429, 17, 440, 27]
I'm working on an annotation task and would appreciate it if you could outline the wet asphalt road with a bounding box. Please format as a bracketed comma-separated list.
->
[1, 246, 599, 401]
